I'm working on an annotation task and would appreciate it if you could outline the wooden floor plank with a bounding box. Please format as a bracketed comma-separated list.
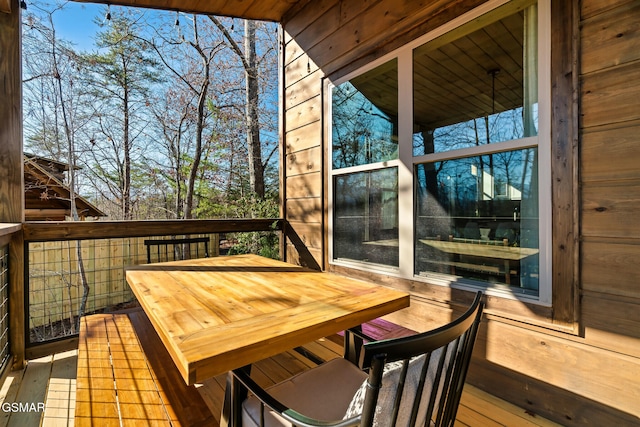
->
[198, 375, 226, 426]
[456, 400, 504, 427]
[75, 315, 120, 427]
[8, 355, 52, 427]
[42, 350, 77, 427]
[461, 385, 562, 427]
[0, 365, 26, 427]
[0, 333, 562, 427]
[297, 338, 342, 362]
[127, 309, 215, 427]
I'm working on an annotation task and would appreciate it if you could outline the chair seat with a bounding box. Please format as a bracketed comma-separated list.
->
[242, 358, 368, 427]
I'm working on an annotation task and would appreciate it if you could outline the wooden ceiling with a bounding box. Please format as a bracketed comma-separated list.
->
[351, 7, 528, 133]
[71, 0, 304, 22]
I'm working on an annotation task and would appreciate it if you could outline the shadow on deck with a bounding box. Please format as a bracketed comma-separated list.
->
[0, 334, 562, 427]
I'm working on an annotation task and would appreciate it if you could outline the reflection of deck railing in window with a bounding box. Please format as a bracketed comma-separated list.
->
[23, 219, 283, 346]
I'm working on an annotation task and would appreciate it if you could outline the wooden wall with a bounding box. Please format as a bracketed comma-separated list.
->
[282, 0, 640, 425]
[281, 0, 486, 268]
[580, 0, 640, 358]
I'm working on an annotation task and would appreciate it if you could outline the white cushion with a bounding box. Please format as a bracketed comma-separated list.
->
[242, 357, 368, 427]
[343, 348, 446, 426]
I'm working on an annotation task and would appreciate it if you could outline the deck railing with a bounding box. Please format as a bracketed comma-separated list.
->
[0, 242, 10, 371]
[23, 219, 284, 347]
[0, 224, 21, 373]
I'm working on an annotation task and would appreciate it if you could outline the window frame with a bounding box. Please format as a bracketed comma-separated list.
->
[327, 0, 553, 306]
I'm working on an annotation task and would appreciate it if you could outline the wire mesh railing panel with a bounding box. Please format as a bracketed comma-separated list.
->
[25, 225, 281, 345]
[27, 236, 149, 344]
[0, 245, 10, 370]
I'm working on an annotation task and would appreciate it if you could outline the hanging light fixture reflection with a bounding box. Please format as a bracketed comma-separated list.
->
[487, 68, 500, 115]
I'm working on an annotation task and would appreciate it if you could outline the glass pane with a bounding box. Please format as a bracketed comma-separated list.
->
[414, 149, 539, 292]
[332, 59, 398, 169]
[413, 2, 538, 156]
[334, 168, 398, 267]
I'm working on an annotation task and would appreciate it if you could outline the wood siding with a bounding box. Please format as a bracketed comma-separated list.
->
[282, 0, 640, 425]
[579, 0, 640, 399]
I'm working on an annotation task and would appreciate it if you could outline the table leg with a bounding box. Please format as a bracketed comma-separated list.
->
[344, 325, 364, 365]
[221, 365, 251, 427]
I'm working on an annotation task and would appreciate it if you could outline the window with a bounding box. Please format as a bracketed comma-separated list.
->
[329, 0, 551, 304]
[330, 59, 399, 269]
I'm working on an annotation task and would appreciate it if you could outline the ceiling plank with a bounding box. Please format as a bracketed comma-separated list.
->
[70, 0, 299, 21]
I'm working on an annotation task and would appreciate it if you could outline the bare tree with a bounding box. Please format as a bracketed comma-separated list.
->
[209, 17, 280, 200]
[82, 10, 160, 220]
[22, 3, 90, 332]
[148, 14, 227, 218]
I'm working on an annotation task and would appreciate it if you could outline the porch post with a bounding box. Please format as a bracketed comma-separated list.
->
[0, 3, 26, 369]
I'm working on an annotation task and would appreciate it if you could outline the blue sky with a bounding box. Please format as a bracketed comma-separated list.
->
[48, 2, 105, 51]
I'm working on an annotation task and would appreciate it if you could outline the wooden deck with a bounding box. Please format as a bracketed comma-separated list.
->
[0, 336, 562, 427]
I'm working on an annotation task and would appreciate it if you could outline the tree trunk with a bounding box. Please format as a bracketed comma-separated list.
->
[184, 16, 210, 219]
[123, 81, 132, 220]
[245, 20, 265, 199]
[49, 16, 89, 331]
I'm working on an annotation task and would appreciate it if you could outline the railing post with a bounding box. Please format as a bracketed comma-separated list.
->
[9, 231, 25, 370]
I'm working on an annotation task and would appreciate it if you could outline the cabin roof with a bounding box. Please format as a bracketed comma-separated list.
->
[24, 154, 107, 221]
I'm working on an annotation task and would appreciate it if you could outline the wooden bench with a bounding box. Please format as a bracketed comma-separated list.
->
[75, 309, 215, 427]
[420, 235, 519, 284]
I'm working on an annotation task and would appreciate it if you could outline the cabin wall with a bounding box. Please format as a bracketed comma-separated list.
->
[282, 0, 640, 425]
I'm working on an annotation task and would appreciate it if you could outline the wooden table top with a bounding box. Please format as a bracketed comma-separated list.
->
[125, 254, 410, 385]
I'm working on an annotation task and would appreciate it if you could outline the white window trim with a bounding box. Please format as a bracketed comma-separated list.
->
[327, 0, 552, 306]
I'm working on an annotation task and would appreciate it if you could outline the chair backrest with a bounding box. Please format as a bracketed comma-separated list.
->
[144, 237, 210, 263]
[351, 291, 483, 427]
[495, 223, 516, 245]
[462, 222, 481, 239]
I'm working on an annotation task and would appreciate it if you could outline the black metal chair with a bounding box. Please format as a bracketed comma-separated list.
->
[225, 291, 484, 427]
[143, 236, 210, 263]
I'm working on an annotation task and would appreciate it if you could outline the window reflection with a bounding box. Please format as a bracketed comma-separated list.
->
[334, 168, 398, 267]
[412, 2, 538, 156]
[332, 59, 398, 169]
[414, 149, 539, 291]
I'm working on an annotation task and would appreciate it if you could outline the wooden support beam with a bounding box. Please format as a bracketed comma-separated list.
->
[23, 218, 285, 242]
[550, 0, 579, 328]
[0, 3, 23, 223]
[0, 2, 25, 371]
[0, 0, 10, 14]
[9, 231, 25, 370]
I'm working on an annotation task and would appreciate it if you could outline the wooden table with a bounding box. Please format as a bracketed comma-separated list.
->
[419, 239, 538, 285]
[419, 239, 539, 260]
[125, 254, 410, 386]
